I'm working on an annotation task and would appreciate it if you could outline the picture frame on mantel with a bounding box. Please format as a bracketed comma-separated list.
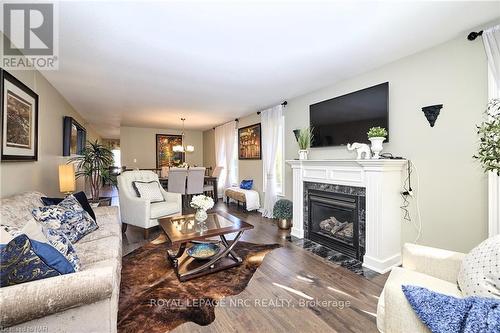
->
[0, 69, 39, 161]
[238, 123, 261, 160]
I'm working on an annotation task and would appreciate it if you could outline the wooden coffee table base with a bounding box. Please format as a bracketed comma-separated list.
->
[167, 232, 245, 282]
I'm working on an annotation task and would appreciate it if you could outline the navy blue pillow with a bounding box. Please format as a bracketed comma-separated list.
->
[0, 235, 60, 287]
[240, 180, 253, 190]
[30, 239, 75, 274]
[41, 191, 96, 221]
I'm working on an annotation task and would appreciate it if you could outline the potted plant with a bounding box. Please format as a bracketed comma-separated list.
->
[474, 99, 500, 175]
[367, 127, 388, 159]
[68, 140, 114, 205]
[273, 199, 293, 229]
[297, 127, 313, 160]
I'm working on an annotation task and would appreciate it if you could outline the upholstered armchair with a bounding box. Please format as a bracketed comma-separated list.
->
[117, 170, 182, 238]
[376, 243, 466, 333]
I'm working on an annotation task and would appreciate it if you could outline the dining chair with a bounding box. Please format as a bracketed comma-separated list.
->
[167, 168, 188, 194]
[186, 167, 206, 200]
[161, 166, 169, 178]
[204, 166, 223, 199]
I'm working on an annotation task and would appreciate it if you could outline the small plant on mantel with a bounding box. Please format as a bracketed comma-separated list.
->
[367, 127, 388, 159]
[367, 126, 388, 139]
[474, 99, 500, 175]
[297, 127, 314, 160]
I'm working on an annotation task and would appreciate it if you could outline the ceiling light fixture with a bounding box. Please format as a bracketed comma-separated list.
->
[173, 118, 195, 153]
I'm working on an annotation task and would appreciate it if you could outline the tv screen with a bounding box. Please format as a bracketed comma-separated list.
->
[309, 82, 389, 147]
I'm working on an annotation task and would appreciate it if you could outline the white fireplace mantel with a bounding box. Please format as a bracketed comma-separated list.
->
[286, 159, 407, 273]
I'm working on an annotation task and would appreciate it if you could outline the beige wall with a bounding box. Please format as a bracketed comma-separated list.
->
[0, 70, 101, 197]
[120, 126, 203, 169]
[237, 114, 264, 199]
[203, 129, 216, 171]
[203, 113, 265, 200]
[284, 36, 488, 253]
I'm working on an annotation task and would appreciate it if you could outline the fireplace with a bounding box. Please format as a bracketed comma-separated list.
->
[304, 183, 365, 261]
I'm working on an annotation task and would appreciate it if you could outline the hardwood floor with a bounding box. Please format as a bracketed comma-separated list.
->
[109, 186, 388, 333]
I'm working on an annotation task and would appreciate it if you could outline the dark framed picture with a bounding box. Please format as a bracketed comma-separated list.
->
[63, 116, 87, 156]
[156, 134, 184, 168]
[238, 123, 261, 160]
[1, 69, 39, 161]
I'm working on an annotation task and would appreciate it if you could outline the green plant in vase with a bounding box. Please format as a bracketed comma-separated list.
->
[68, 140, 114, 203]
[297, 127, 313, 160]
[367, 126, 388, 159]
[273, 199, 293, 229]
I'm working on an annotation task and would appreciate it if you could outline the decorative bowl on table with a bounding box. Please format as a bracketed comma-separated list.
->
[187, 243, 220, 260]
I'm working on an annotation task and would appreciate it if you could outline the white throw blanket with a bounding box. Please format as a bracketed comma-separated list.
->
[226, 187, 260, 211]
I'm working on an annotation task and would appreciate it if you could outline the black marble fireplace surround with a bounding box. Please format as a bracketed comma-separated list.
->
[304, 182, 366, 262]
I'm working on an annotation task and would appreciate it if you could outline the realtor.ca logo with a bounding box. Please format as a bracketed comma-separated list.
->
[1, 2, 59, 70]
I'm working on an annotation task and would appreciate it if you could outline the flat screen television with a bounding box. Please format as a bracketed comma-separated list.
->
[309, 82, 389, 147]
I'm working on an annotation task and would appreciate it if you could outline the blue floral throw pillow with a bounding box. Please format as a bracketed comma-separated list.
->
[0, 234, 60, 287]
[32, 195, 98, 243]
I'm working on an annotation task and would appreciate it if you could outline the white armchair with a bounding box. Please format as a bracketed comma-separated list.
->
[377, 243, 466, 333]
[117, 170, 182, 238]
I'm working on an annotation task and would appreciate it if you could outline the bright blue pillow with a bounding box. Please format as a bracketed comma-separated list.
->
[0, 234, 60, 287]
[30, 239, 75, 274]
[402, 285, 500, 333]
[240, 180, 253, 190]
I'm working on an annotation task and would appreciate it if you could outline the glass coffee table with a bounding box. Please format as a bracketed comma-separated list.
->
[159, 211, 254, 281]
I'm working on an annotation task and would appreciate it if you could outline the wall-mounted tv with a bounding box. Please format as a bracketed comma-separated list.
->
[310, 82, 389, 147]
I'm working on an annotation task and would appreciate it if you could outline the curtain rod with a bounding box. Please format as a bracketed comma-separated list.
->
[212, 118, 239, 130]
[256, 101, 287, 115]
[212, 101, 287, 129]
[467, 30, 483, 41]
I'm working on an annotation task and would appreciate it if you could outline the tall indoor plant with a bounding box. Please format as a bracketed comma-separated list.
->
[474, 99, 500, 175]
[68, 140, 114, 203]
[297, 127, 313, 160]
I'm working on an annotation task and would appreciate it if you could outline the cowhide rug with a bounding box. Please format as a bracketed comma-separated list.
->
[118, 240, 280, 333]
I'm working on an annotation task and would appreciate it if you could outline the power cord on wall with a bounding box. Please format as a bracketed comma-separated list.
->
[401, 160, 423, 243]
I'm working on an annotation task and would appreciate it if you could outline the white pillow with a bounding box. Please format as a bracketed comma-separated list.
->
[457, 235, 500, 298]
[132, 181, 164, 203]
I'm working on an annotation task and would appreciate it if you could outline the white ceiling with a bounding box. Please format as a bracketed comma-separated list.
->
[42, 1, 500, 138]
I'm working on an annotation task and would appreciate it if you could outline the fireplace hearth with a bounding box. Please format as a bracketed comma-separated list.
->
[304, 183, 365, 261]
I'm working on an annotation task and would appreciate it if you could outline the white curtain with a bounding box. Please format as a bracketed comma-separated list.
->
[482, 25, 500, 236]
[214, 121, 237, 197]
[261, 104, 284, 218]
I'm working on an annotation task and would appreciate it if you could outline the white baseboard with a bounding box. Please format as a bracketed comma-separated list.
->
[363, 253, 401, 274]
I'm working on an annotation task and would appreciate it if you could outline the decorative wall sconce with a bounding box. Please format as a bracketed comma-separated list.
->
[422, 104, 443, 127]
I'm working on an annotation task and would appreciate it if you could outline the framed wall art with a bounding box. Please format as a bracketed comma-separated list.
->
[238, 123, 261, 160]
[63, 116, 87, 156]
[156, 134, 184, 168]
[1, 70, 39, 161]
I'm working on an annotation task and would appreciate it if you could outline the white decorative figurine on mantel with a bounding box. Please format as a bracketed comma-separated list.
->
[347, 143, 371, 160]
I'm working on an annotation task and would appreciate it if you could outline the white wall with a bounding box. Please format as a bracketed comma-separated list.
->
[0, 70, 101, 197]
[284, 36, 489, 253]
[120, 126, 203, 168]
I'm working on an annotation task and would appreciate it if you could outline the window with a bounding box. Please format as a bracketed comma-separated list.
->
[112, 149, 121, 168]
[263, 115, 285, 195]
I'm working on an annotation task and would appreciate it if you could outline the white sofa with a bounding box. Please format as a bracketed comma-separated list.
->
[117, 170, 182, 238]
[0, 191, 122, 333]
[377, 243, 466, 333]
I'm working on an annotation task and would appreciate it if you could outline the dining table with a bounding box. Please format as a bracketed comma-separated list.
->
[159, 176, 218, 201]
